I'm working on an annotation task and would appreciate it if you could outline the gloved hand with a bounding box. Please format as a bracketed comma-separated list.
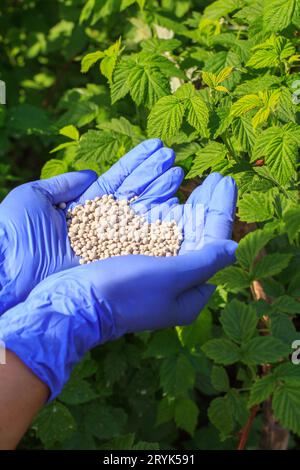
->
[0, 174, 237, 401]
[0, 139, 183, 314]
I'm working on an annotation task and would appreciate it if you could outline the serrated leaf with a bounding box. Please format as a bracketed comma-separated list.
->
[211, 366, 230, 392]
[147, 95, 185, 140]
[133, 441, 160, 450]
[33, 403, 76, 447]
[84, 404, 127, 440]
[174, 398, 198, 435]
[60, 378, 98, 405]
[156, 397, 175, 426]
[41, 159, 69, 179]
[230, 94, 262, 117]
[207, 397, 233, 440]
[186, 141, 227, 178]
[100, 433, 135, 450]
[75, 130, 124, 168]
[251, 253, 292, 280]
[204, 0, 242, 20]
[248, 374, 276, 407]
[210, 266, 251, 292]
[236, 228, 275, 269]
[144, 330, 182, 358]
[263, 0, 299, 32]
[111, 57, 135, 104]
[283, 207, 300, 242]
[272, 295, 300, 314]
[81, 51, 105, 73]
[220, 300, 258, 343]
[202, 338, 241, 365]
[160, 355, 195, 397]
[129, 66, 170, 107]
[271, 312, 300, 345]
[185, 94, 209, 136]
[273, 382, 300, 436]
[238, 191, 274, 223]
[227, 389, 249, 427]
[247, 36, 295, 69]
[241, 336, 290, 365]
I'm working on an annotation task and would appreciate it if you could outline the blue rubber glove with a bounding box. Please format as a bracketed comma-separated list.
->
[0, 174, 237, 400]
[0, 139, 183, 314]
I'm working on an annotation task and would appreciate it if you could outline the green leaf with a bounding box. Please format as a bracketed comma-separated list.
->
[59, 124, 79, 141]
[251, 253, 292, 280]
[246, 36, 295, 69]
[204, 0, 242, 20]
[129, 66, 170, 107]
[100, 433, 135, 450]
[177, 307, 212, 348]
[236, 228, 275, 270]
[272, 295, 300, 314]
[283, 207, 300, 242]
[156, 397, 175, 426]
[202, 339, 241, 365]
[230, 94, 262, 117]
[220, 300, 258, 343]
[81, 51, 105, 73]
[241, 336, 290, 365]
[211, 366, 230, 392]
[144, 330, 182, 358]
[238, 191, 274, 223]
[273, 382, 300, 436]
[133, 441, 160, 450]
[60, 378, 98, 405]
[41, 159, 69, 179]
[111, 57, 135, 104]
[271, 312, 300, 345]
[8, 104, 52, 135]
[148, 95, 185, 140]
[33, 402, 76, 448]
[227, 389, 249, 427]
[248, 374, 276, 407]
[207, 397, 233, 440]
[232, 117, 256, 152]
[186, 142, 227, 178]
[263, 0, 299, 32]
[185, 94, 209, 136]
[75, 130, 124, 168]
[160, 355, 195, 397]
[252, 124, 300, 185]
[210, 266, 251, 292]
[84, 404, 127, 440]
[174, 398, 199, 435]
[79, 0, 95, 24]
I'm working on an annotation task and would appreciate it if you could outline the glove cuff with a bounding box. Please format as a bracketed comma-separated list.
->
[0, 275, 117, 401]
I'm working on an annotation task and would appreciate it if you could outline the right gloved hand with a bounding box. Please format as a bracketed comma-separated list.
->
[0, 174, 237, 401]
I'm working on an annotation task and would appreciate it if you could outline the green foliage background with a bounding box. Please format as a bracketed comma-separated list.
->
[1, 0, 300, 450]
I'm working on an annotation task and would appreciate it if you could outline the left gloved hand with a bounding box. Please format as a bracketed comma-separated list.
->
[0, 139, 183, 314]
[0, 174, 237, 401]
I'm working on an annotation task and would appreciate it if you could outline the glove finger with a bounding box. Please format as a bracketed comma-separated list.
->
[72, 139, 162, 205]
[131, 167, 184, 215]
[115, 147, 176, 200]
[186, 172, 223, 210]
[204, 176, 237, 243]
[171, 239, 237, 292]
[35, 170, 98, 205]
[175, 284, 215, 325]
[179, 173, 224, 253]
[97, 138, 162, 194]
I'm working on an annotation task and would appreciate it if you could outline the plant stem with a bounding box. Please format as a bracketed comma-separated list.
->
[237, 405, 260, 450]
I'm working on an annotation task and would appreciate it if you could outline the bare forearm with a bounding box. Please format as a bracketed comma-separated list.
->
[0, 349, 48, 449]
